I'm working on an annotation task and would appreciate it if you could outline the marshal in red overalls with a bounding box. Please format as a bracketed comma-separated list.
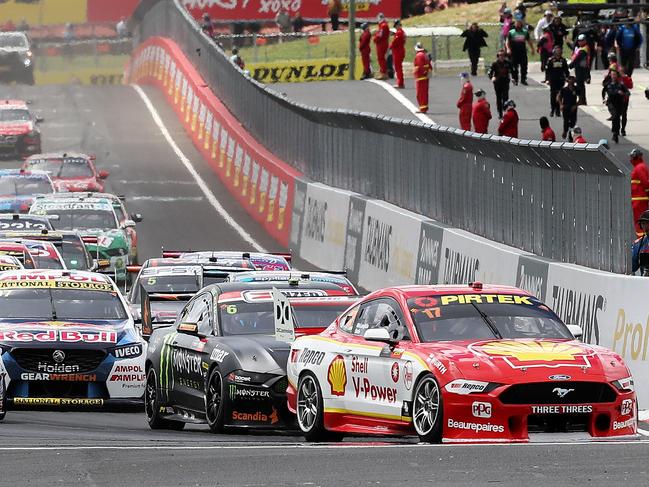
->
[374, 16, 390, 79]
[390, 21, 406, 88]
[413, 45, 432, 113]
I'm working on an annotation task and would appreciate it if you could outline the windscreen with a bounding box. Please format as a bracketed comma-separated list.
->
[0, 176, 52, 196]
[0, 288, 127, 320]
[58, 238, 91, 270]
[409, 294, 572, 342]
[48, 209, 117, 230]
[0, 109, 30, 122]
[132, 274, 200, 303]
[27, 159, 94, 178]
[0, 34, 27, 48]
[218, 301, 347, 336]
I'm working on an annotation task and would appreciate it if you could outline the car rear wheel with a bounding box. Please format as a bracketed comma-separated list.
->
[412, 374, 443, 443]
[297, 373, 342, 442]
[0, 375, 6, 421]
[145, 368, 184, 430]
[205, 367, 225, 433]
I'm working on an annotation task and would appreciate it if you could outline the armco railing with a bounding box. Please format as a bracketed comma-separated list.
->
[130, 0, 633, 274]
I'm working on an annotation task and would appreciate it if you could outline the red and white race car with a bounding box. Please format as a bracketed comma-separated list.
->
[22, 152, 109, 193]
[287, 283, 637, 443]
[0, 239, 65, 269]
[0, 99, 41, 158]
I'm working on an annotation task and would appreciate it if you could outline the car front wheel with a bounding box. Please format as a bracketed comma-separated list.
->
[412, 374, 443, 443]
[297, 372, 342, 442]
[205, 367, 225, 433]
[145, 368, 184, 430]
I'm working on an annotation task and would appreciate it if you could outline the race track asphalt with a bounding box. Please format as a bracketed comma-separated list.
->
[0, 83, 647, 487]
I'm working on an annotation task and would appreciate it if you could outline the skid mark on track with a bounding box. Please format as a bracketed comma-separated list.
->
[132, 85, 266, 252]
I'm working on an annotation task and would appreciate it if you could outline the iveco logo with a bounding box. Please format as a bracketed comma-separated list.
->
[553, 387, 574, 398]
[548, 375, 571, 381]
[52, 350, 65, 363]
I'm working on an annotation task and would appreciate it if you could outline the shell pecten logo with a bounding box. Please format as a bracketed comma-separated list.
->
[473, 340, 591, 369]
[327, 354, 347, 396]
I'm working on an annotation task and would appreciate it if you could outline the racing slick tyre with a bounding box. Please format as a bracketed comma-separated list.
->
[25, 69, 35, 86]
[205, 367, 226, 433]
[412, 373, 443, 443]
[0, 375, 6, 421]
[297, 372, 343, 442]
[145, 368, 185, 430]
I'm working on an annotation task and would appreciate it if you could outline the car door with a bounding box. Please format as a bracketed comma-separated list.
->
[169, 292, 212, 413]
[344, 298, 410, 421]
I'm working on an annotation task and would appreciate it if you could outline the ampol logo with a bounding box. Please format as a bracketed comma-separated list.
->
[327, 354, 347, 396]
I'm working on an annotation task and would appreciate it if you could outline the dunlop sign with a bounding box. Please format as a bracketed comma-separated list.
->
[249, 59, 363, 83]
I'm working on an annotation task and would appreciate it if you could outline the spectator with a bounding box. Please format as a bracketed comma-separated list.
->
[276, 8, 291, 34]
[506, 18, 534, 85]
[373, 13, 390, 80]
[537, 25, 554, 72]
[557, 75, 579, 139]
[456, 72, 473, 131]
[488, 49, 516, 119]
[548, 15, 568, 49]
[632, 211, 649, 274]
[16, 19, 29, 32]
[616, 21, 643, 76]
[328, 0, 342, 31]
[292, 12, 305, 33]
[569, 34, 590, 105]
[63, 23, 74, 43]
[602, 69, 630, 143]
[545, 46, 569, 117]
[572, 22, 598, 72]
[540, 116, 556, 141]
[390, 20, 406, 88]
[461, 22, 488, 77]
[620, 67, 633, 137]
[630, 149, 649, 238]
[498, 99, 519, 137]
[498, 2, 508, 23]
[413, 43, 432, 113]
[572, 126, 586, 144]
[200, 13, 214, 37]
[359, 22, 372, 80]
[230, 47, 245, 69]
[472, 89, 492, 134]
[500, 8, 513, 49]
[2, 20, 15, 32]
[534, 10, 553, 40]
[514, 1, 526, 21]
[599, 25, 617, 69]
[598, 138, 610, 150]
[116, 17, 128, 38]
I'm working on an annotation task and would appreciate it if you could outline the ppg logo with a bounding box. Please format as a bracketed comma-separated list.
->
[472, 401, 492, 418]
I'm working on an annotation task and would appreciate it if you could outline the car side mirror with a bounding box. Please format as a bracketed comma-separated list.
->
[35, 117, 44, 123]
[364, 328, 396, 344]
[130, 213, 143, 223]
[123, 219, 136, 228]
[98, 170, 109, 179]
[566, 324, 583, 340]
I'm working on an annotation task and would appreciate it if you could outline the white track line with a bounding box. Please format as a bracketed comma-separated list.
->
[132, 84, 266, 253]
[366, 79, 435, 124]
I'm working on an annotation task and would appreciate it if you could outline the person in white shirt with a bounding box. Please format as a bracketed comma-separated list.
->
[534, 10, 553, 40]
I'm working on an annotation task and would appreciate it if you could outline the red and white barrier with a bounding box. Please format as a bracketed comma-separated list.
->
[125, 37, 301, 247]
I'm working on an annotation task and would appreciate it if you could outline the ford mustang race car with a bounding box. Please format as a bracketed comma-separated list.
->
[287, 283, 637, 443]
[229, 271, 359, 296]
[0, 230, 94, 271]
[162, 250, 291, 271]
[0, 169, 53, 214]
[0, 238, 65, 269]
[0, 214, 53, 231]
[0, 269, 146, 408]
[0, 254, 22, 271]
[0, 99, 40, 157]
[144, 281, 359, 431]
[22, 152, 110, 193]
[29, 194, 133, 280]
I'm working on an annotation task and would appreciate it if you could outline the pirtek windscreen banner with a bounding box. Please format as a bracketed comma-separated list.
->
[249, 59, 364, 83]
[181, 0, 401, 22]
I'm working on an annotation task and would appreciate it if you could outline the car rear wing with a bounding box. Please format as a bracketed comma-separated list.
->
[160, 248, 292, 263]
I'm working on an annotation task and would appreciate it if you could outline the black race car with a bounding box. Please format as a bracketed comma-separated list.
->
[0, 369, 6, 421]
[0, 32, 34, 85]
[143, 280, 359, 432]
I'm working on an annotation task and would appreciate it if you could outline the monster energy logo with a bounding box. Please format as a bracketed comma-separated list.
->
[229, 384, 237, 400]
[159, 333, 177, 390]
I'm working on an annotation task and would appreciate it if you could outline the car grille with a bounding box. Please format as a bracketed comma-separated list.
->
[527, 413, 590, 433]
[499, 381, 617, 405]
[10, 348, 107, 373]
